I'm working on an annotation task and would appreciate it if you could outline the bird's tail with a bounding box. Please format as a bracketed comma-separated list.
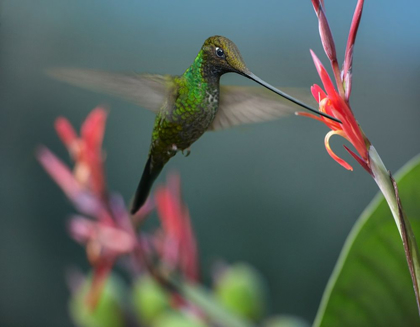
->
[131, 157, 163, 214]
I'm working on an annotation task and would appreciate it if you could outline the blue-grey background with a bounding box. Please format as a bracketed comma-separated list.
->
[1, 1, 420, 326]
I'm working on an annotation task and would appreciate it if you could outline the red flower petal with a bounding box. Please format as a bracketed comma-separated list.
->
[81, 107, 108, 197]
[96, 224, 136, 254]
[81, 107, 107, 152]
[342, 0, 364, 101]
[155, 175, 199, 282]
[296, 112, 325, 123]
[311, 84, 327, 103]
[343, 145, 371, 174]
[68, 216, 95, 244]
[37, 146, 102, 216]
[37, 146, 82, 201]
[310, 50, 337, 98]
[317, 5, 337, 61]
[324, 130, 353, 171]
[86, 260, 114, 310]
[55, 117, 78, 155]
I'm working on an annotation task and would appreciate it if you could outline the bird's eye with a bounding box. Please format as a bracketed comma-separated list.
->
[215, 47, 225, 58]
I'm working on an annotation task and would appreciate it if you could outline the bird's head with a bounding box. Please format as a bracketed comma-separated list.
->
[202, 35, 250, 75]
[200, 35, 341, 124]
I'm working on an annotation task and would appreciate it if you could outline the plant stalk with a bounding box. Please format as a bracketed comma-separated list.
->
[369, 146, 420, 314]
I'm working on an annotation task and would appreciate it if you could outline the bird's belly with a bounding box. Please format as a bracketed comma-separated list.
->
[176, 108, 216, 148]
[157, 105, 216, 150]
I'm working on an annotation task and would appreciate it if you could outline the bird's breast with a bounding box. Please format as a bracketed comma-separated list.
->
[167, 88, 219, 146]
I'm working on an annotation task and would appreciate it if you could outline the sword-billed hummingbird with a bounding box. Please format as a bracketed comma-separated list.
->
[49, 35, 339, 214]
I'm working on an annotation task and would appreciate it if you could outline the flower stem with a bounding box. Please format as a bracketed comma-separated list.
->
[132, 235, 254, 327]
[369, 146, 420, 314]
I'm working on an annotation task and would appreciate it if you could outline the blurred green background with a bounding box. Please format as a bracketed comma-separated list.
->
[1, 0, 420, 326]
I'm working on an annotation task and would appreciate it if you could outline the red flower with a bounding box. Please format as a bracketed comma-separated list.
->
[55, 107, 107, 199]
[300, 0, 370, 173]
[68, 206, 136, 308]
[37, 107, 200, 310]
[154, 174, 199, 283]
[37, 108, 140, 309]
[300, 51, 370, 172]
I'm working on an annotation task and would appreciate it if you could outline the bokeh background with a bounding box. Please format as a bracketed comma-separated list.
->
[1, 1, 420, 326]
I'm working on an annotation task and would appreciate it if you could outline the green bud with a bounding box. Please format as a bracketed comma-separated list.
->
[263, 315, 310, 327]
[214, 263, 267, 321]
[152, 311, 207, 327]
[132, 275, 170, 325]
[69, 273, 126, 327]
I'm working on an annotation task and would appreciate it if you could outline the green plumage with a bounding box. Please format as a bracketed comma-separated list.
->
[132, 45, 222, 213]
[149, 50, 217, 168]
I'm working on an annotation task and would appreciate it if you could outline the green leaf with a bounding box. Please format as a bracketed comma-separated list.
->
[314, 154, 420, 327]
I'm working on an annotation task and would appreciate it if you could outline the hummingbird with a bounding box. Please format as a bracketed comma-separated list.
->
[49, 35, 340, 214]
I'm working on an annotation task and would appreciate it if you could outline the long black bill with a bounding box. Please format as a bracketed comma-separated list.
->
[245, 72, 341, 124]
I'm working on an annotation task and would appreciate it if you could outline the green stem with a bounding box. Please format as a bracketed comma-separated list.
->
[369, 146, 420, 314]
[171, 278, 256, 327]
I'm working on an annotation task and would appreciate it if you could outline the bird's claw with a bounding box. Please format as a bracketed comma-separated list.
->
[182, 148, 191, 157]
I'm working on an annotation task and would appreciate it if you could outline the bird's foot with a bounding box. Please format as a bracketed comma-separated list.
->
[182, 148, 191, 157]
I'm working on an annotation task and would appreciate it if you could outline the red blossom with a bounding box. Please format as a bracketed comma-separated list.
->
[154, 174, 199, 283]
[55, 107, 107, 199]
[37, 107, 135, 308]
[342, 0, 364, 99]
[311, 0, 336, 63]
[68, 215, 136, 308]
[300, 0, 370, 173]
[37, 108, 200, 310]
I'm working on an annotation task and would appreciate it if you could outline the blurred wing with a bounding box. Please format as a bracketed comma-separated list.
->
[47, 68, 173, 112]
[209, 86, 315, 131]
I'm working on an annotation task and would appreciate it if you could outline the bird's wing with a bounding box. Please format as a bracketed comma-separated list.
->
[48, 68, 314, 131]
[209, 85, 315, 131]
[47, 68, 173, 112]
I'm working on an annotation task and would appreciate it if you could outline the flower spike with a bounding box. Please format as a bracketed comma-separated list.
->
[305, 0, 420, 314]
